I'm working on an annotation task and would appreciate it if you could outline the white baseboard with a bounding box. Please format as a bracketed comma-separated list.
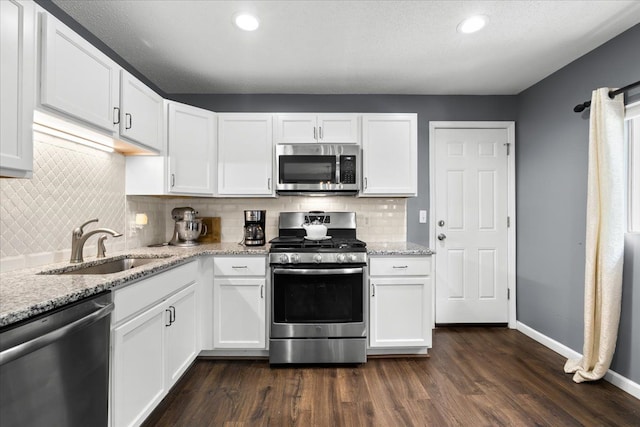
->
[517, 321, 640, 400]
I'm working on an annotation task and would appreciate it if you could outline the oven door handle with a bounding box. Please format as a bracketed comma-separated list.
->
[273, 267, 363, 275]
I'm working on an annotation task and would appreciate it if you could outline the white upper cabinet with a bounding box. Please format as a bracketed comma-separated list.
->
[217, 113, 274, 197]
[167, 101, 216, 195]
[275, 113, 359, 144]
[361, 114, 417, 196]
[38, 11, 163, 154]
[39, 12, 120, 135]
[1, 0, 36, 178]
[119, 70, 164, 152]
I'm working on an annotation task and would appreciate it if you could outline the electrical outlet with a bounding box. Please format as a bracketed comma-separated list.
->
[419, 210, 427, 223]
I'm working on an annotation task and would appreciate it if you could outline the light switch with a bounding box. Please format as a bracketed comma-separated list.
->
[419, 210, 427, 223]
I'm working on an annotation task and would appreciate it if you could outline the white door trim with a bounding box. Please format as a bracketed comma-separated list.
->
[429, 121, 517, 328]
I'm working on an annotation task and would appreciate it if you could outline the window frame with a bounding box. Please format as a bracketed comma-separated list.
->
[625, 101, 640, 233]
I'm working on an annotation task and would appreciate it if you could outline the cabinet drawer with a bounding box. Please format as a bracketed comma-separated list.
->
[214, 256, 266, 276]
[369, 256, 431, 276]
[113, 261, 197, 324]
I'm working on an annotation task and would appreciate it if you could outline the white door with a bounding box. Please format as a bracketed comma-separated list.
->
[369, 277, 432, 348]
[119, 70, 164, 152]
[213, 278, 266, 349]
[317, 114, 359, 143]
[1, 0, 35, 178]
[217, 113, 274, 196]
[40, 13, 120, 134]
[165, 284, 198, 385]
[432, 123, 513, 324]
[112, 304, 166, 427]
[274, 114, 317, 143]
[167, 101, 216, 195]
[361, 114, 418, 196]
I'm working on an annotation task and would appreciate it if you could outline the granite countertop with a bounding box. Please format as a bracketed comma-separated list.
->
[0, 243, 268, 328]
[0, 241, 433, 329]
[366, 242, 434, 255]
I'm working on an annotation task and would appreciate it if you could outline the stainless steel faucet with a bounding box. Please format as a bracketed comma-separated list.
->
[70, 219, 122, 263]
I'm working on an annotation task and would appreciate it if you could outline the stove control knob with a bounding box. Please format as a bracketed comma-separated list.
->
[349, 254, 358, 262]
[279, 254, 289, 264]
[313, 254, 322, 264]
[290, 254, 300, 264]
[336, 254, 346, 263]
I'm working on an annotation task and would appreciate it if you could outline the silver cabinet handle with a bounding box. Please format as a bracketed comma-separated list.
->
[232, 265, 248, 269]
[113, 107, 120, 125]
[364, 177, 368, 189]
[165, 308, 172, 327]
[372, 283, 376, 297]
[393, 265, 408, 269]
[171, 174, 175, 187]
[319, 126, 323, 140]
[125, 113, 132, 129]
[437, 233, 447, 241]
[313, 126, 317, 140]
[260, 285, 264, 299]
[267, 178, 271, 190]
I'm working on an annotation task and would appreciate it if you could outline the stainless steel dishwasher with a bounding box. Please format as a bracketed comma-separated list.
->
[0, 292, 113, 427]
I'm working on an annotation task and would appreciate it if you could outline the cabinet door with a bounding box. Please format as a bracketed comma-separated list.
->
[40, 13, 119, 134]
[112, 304, 166, 427]
[317, 114, 359, 144]
[120, 70, 164, 153]
[369, 277, 431, 348]
[165, 284, 198, 386]
[213, 278, 266, 349]
[167, 101, 216, 195]
[274, 114, 317, 144]
[217, 114, 274, 196]
[1, 0, 35, 178]
[361, 114, 417, 196]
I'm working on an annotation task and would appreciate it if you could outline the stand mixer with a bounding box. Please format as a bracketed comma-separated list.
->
[169, 207, 207, 247]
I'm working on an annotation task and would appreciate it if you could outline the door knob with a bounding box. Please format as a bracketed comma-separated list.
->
[437, 233, 447, 241]
[438, 220, 445, 227]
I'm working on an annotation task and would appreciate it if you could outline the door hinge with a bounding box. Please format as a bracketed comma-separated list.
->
[507, 288, 510, 300]
[504, 143, 511, 155]
[507, 216, 511, 228]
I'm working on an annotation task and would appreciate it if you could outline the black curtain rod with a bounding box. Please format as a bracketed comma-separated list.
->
[573, 80, 640, 112]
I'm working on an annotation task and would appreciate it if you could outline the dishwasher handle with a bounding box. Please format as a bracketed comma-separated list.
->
[0, 302, 114, 366]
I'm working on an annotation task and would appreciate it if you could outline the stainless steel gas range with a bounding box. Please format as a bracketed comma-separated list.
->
[268, 211, 367, 364]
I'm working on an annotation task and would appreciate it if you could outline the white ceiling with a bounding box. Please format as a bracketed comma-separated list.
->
[51, 0, 640, 95]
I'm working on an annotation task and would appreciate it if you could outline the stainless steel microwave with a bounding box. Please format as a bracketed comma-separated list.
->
[276, 144, 360, 195]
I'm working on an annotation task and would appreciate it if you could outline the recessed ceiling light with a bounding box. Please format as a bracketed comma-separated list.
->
[457, 15, 488, 34]
[234, 13, 259, 31]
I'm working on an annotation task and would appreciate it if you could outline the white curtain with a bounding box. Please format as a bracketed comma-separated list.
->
[564, 88, 626, 383]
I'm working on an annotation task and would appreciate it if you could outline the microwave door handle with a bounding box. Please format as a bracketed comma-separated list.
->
[273, 267, 363, 275]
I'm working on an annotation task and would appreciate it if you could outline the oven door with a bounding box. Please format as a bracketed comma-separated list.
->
[271, 266, 366, 338]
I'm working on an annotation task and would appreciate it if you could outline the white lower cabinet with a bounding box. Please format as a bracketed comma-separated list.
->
[369, 256, 432, 349]
[111, 262, 198, 427]
[212, 256, 267, 350]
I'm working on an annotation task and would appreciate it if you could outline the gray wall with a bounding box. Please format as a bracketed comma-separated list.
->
[517, 24, 640, 382]
[169, 94, 518, 245]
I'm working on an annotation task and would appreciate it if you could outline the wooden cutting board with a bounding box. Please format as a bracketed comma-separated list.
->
[198, 217, 221, 243]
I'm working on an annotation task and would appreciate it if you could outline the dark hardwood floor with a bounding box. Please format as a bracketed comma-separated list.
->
[143, 327, 640, 426]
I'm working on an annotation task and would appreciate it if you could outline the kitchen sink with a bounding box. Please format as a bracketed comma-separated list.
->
[41, 256, 172, 275]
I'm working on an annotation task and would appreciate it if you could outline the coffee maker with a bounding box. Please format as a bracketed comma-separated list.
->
[169, 207, 206, 247]
[243, 210, 266, 246]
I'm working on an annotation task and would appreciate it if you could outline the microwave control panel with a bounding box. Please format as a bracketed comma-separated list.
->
[340, 155, 357, 184]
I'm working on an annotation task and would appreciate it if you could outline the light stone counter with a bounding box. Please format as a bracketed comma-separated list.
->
[366, 241, 434, 256]
[1, 241, 433, 328]
[0, 243, 268, 328]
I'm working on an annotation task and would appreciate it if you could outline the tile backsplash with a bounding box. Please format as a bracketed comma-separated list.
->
[128, 196, 407, 247]
[1, 134, 406, 272]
